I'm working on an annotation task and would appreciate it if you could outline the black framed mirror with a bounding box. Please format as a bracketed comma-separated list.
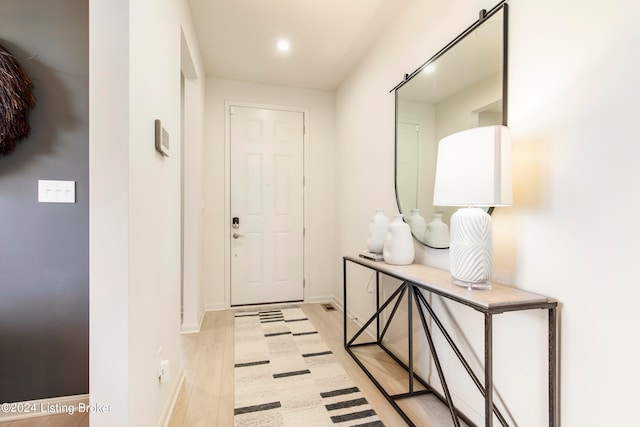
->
[393, 1, 508, 248]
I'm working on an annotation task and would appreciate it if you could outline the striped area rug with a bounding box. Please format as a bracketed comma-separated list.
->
[234, 307, 384, 427]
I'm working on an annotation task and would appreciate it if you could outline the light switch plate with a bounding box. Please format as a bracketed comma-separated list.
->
[38, 180, 76, 203]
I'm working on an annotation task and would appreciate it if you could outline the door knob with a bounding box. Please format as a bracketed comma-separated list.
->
[233, 233, 245, 239]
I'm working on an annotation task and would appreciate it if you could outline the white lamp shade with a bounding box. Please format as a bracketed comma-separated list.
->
[433, 125, 512, 207]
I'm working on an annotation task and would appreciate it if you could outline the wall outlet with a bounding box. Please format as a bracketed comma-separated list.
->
[158, 360, 169, 383]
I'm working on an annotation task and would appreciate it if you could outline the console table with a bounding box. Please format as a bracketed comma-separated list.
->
[343, 255, 558, 427]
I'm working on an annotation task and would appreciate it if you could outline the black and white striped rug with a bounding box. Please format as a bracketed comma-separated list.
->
[234, 307, 384, 427]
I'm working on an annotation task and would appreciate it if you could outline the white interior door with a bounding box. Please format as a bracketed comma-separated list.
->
[230, 106, 304, 305]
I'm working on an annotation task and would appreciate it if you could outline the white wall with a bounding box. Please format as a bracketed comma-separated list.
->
[89, 0, 129, 424]
[203, 78, 336, 308]
[181, 29, 206, 334]
[90, 0, 205, 425]
[336, 0, 640, 425]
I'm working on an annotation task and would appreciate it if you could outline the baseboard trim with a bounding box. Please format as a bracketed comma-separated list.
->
[306, 295, 335, 304]
[198, 306, 207, 331]
[157, 367, 185, 427]
[331, 297, 344, 313]
[180, 322, 199, 334]
[204, 303, 225, 312]
[332, 297, 377, 341]
[0, 394, 90, 422]
[205, 300, 336, 312]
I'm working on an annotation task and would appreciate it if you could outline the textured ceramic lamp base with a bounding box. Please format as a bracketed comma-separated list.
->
[449, 207, 492, 290]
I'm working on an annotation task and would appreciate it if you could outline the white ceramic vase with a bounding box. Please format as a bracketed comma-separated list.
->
[366, 208, 389, 254]
[407, 209, 426, 241]
[425, 213, 450, 249]
[383, 214, 415, 265]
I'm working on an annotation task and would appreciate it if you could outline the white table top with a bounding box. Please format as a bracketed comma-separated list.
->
[345, 255, 555, 311]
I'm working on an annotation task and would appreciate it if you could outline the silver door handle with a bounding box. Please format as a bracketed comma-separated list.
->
[233, 233, 245, 239]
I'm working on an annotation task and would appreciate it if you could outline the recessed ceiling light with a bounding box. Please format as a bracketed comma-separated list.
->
[277, 39, 291, 52]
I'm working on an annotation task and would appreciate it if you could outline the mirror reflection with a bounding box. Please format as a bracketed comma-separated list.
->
[395, 6, 506, 248]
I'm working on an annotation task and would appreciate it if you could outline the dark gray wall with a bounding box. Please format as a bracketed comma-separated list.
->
[0, 0, 89, 402]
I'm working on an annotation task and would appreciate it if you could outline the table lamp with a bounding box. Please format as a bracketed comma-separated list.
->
[432, 125, 512, 289]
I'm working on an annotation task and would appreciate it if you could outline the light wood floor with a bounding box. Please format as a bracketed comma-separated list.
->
[168, 303, 461, 427]
[1, 303, 459, 427]
[166, 303, 402, 426]
[0, 412, 88, 427]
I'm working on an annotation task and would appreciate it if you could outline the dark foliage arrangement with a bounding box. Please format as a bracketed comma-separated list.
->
[0, 44, 36, 156]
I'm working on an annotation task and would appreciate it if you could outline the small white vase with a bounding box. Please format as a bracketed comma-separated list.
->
[383, 214, 415, 265]
[366, 208, 389, 254]
[407, 209, 426, 241]
[425, 213, 450, 249]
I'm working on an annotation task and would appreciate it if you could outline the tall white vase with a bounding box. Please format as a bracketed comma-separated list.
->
[407, 209, 426, 241]
[383, 214, 414, 265]
[366, 208, 389, 254]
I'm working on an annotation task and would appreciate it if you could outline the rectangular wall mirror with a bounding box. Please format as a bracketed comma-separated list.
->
[394, 1, 508, 248]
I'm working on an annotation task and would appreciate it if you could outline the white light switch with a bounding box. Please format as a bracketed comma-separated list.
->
[38, 180, 76, 203]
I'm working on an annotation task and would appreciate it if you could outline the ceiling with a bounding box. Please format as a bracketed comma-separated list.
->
[186, 0, 407, 91]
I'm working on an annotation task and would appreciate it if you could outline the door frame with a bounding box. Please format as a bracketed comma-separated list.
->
[224, 101, 310, 308]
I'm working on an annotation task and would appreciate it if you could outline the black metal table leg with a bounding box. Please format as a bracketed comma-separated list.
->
[549, 307, 557, 427]
[343, 257, 347, 348]
[408, 285, 414, 394]
[376, 271, 380, 342]
[485, 313, 493, 427]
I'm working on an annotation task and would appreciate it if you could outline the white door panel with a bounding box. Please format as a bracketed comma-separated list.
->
[230, 106, 304, 305]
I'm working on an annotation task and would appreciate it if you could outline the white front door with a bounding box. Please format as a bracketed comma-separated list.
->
[230, 106, 304, 306]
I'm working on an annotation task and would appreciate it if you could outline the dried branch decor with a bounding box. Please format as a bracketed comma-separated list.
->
[0, 44, 36, 156]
